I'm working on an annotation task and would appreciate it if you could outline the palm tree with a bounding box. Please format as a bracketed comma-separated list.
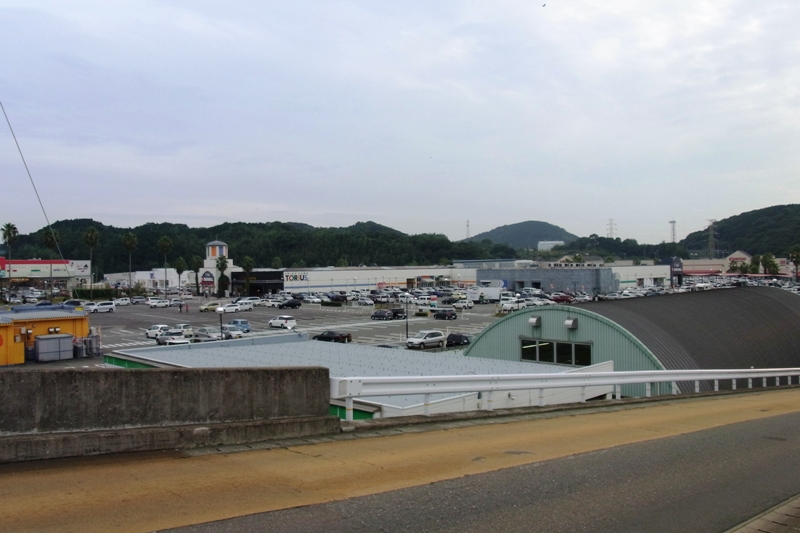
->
[42, 229, 60, 295]
[216, 255, 228, 298]
[241, 255, 255, 296]
[2, 222, 19, 260]
[789, 246, 800, 283]
[1, 222, 18, 296]
[121, 232, 138, 294]
[173, 256, 187, 294]
[157, 236, 173, 296]
[83, 226, 99, 300]
[189, 255, 203, 296]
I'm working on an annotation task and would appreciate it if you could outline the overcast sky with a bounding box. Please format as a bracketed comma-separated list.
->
[1, 1, 798, 244]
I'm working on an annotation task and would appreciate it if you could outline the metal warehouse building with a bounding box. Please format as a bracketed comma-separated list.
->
[464, 287, 800, 395]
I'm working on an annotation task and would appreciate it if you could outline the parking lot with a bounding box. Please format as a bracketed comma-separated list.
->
[86, 299, 502, 353]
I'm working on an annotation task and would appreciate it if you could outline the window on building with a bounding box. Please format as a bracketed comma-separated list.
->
[519, 339, 592, 367]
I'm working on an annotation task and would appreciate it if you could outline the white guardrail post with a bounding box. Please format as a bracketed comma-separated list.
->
[329, 368, 800, 420]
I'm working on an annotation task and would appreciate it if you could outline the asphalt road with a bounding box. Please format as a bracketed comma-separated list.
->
[164, 411, 800, 533]
[3, 390, 800, 533]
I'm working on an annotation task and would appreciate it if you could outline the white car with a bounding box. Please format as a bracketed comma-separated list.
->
[452, 300, 474, 309]
[145, 324, 170, 339]
[85, 301, 116, 313]
[263, 299, 282, 307]
[357, 298, 374, 306]
[216, 303, 241, 313]
[304, 295, 322, 304]
[236, 301, 254, 311]
[268, 315, 297, 329]
[113, 297, 131, 306]
[149, 299, 170, 308]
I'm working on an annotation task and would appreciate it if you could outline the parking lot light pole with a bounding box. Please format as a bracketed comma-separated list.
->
[405, 298, 409, 339]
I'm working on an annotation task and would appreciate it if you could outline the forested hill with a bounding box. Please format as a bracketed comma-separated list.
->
[681, 205, 800, 256]
[9, 219, 516, 277]
[464, 221, 578, 249]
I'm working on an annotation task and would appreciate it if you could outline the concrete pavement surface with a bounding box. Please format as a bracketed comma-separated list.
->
[2, 389, 800, 533]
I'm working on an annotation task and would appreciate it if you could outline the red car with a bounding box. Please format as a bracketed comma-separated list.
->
[550, 293, 574, 304]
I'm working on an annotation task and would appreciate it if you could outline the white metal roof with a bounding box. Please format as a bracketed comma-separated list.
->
[113, 335, 568, 409]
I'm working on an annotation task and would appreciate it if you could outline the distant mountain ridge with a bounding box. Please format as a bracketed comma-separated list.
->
[464, 221, 578, 249]
[681, 204, 800, 256]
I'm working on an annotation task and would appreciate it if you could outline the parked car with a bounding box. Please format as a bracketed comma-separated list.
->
[62, 299, 87, 308]
[278, 299, 302, 309]
[357, 298, 374, 306]
[406, 330, 446, 349]
[34, 300, 54, 306]
[194, 327, 222, 341]
[131, 296, 147, 304]
[238, 296, 262, 307]
[303, 295, 322, 303]
[173, 323, 194, 338]
[550, 293, 574, 304]
[156, 330, 187, 345]
[113, 297, 131, 306]
[228, 319, 251, 333]
[216, 303, 241, 314]
[85, 301, 116, 313]
[452, 300, 474, 309]
[263, 299, 282, 307]
[499, 299, 527, 312]
[220, 325, 244, 339]
[446, 332, 474, 347]
[236, 301, 254, 311]
[371, 309, 393, 320]
[268, 315, 297, 329]
[390, 308, 407, 319]
[145, 324, 170, 339]
[149, 299, 170, 308]
[169, 299, 184, 307]
[312, 330, 352, 343]
[199, 301, 221, 312]
[433, 309, 458, 320]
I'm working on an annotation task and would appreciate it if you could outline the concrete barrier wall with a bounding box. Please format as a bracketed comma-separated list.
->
[0, 368, 341, 462]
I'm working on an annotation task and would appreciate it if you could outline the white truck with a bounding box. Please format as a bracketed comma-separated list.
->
[466, 287, 515, 303]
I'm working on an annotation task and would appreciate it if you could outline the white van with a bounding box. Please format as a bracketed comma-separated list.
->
[239, 296, 262, 307]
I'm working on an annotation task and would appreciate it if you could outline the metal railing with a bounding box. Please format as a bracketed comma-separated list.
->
[330, 368, 800, 421]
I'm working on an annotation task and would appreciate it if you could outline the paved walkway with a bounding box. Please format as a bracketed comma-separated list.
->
[2, 389, 800, 533]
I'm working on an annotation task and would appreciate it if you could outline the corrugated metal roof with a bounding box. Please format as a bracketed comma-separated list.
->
[114, 336, 567, 408]
[581, 287, 800, 371]
[0, 310, 86, 323]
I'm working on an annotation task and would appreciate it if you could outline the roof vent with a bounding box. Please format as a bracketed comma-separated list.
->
[564, 318, 578, 329]
[528, 316, 541, 327]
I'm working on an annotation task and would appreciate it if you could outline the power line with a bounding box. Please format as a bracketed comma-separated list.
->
[1, 101, 70, 283]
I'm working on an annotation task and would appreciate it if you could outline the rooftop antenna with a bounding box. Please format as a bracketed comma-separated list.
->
[607, 219, 616, 239]
[669, 220, 676, 243]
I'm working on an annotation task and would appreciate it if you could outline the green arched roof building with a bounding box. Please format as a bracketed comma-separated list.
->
[464, 287, 800, 394]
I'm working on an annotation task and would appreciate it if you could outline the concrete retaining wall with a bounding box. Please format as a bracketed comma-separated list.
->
[0, 368, 341, 462]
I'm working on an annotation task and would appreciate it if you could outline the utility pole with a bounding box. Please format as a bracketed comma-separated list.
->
[669, 220, 676, 243]
[466, 220, 470, 240]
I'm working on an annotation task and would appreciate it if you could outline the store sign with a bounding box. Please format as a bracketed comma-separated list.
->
[284, 272, 308, 282]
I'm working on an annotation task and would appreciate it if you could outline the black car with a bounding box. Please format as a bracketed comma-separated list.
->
[312, 330, 352, 343]
[446, 333, 473, 347]
[371, 310, 393, 320]
[278, 299, 302, 309]
[433, 309, 458, 320]
[390, 308, 407, 319]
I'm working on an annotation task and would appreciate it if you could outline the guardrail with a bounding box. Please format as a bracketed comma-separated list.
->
[330, 368, 800, 421]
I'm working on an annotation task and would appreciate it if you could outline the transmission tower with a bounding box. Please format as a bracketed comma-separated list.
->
[707, 220, 716, 259]
[607, 219, 617, 239]
[669, 220, 676, 243]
